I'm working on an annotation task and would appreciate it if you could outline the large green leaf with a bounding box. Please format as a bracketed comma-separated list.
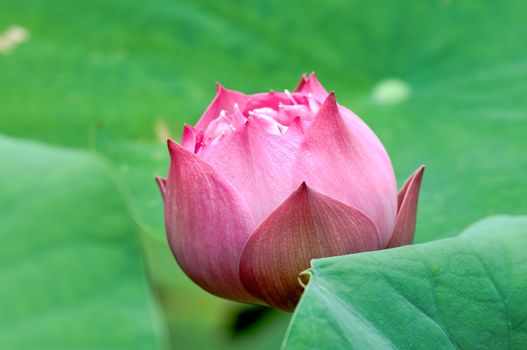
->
[0, 135, 165, 349]
[283, 216, 527, 349]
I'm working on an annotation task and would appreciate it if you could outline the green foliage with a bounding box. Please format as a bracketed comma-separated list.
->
[0, 136, 165, 349]
[284, 216, 527, 349]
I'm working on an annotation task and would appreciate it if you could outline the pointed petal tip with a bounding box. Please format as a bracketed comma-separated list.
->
[413, 165, 425, 187]
[413, 164, 426, 175]
[166, 138, 179, 153]
[155, 176, 167, 200]
[317, 91, 339, 117]
[325, 91, 336, 101]
[181, 125, 196, 137]
[167, 138, 191, 162]
[215, 82, 238, 94]
[181, 125, 197, 152]
[293, 181, 311, 200]
[294, 73, 309, 92]
[386, 165, 426, 249]
[294, 72, 328, 100]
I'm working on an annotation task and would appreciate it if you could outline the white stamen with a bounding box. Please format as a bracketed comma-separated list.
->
[284, 89, 297, 105]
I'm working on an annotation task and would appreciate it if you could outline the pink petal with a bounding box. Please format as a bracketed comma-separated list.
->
[195, 83, 249, 133]
[283, 116, 306, 144]
[165, 139, 258, 303]
[293, 73, 308, 92]
[294, 93, 398, 246]
[202, 120, 300, 225]
[180, 125, 197, 152]
[246, 91, 310, 114]
[293, 72, 329, 103]
[386, 166, 425, 249]
[155, 176, 167, 201]
[232, 103, 247, 128]
[239, 182, 380, 311]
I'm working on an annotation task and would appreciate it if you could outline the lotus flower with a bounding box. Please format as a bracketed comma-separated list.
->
[156, 73, 424, 312]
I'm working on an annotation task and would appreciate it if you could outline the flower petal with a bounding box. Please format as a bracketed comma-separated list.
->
[283, 116, 306, 144]
[155, 176, 167, 201]
[294, 93, 398, 246]
[195, 83, 249, 133]
[202, 120, 300, 225]
[165, 139, 258, 303]
[386, 166, 425, 249]
[293, 72, 329, 103]
[246, 91, 308, 112]
[239, 182, 380, 311]
[180, 125, 197, 152]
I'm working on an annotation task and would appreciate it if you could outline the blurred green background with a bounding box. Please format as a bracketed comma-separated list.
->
[1, 0, 526, 349]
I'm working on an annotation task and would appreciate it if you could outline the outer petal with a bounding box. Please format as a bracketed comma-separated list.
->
[239, 182, 380, 312]
[155, 176, 167, 201]
[165, 139, 258, 303]
[293, 72, 329, 102]
[386, 166, 425, 249]
[202, 119, 300, 225]
[294, 93, 398, 246]
[195, 83, 249, 133]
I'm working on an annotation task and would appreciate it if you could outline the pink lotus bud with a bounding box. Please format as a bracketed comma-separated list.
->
[158, 73, 424, 311]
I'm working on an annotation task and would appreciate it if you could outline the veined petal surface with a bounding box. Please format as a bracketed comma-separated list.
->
[202, 120, 300, 225]
[294, 93, 398, 246]
[239, 183, 380, 311]
[165, 139, 258, 303]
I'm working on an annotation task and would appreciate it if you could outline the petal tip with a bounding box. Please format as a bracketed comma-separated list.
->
[294, 73, 309, 92]
[293, 181, 311, 200]
[167, 138, 179, 153]
[387, 165, 426, 249]
[167, 138, 189, 162]
[316, 91, 340, 119]
[155, 176, 167, 200]
[408, 165, 425, 191]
